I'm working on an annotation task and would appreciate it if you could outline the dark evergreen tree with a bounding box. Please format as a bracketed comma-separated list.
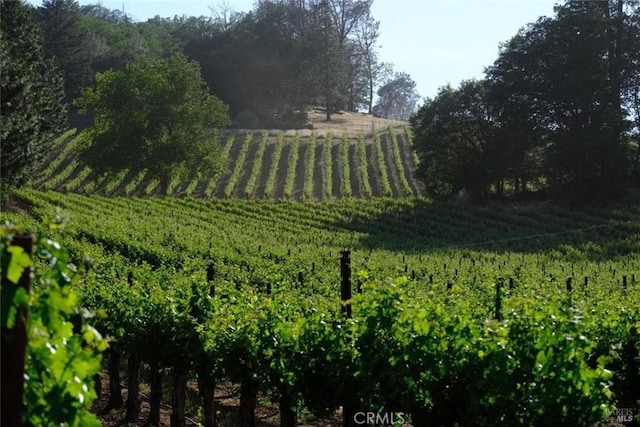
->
[36, 0, 93, 107]
[1, 0, 66, 192]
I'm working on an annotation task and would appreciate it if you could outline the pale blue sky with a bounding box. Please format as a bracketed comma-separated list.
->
[33, 0, 561, 100]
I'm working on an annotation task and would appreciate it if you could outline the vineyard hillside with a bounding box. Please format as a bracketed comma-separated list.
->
[35, 112, 422, 200]
[4, 189, 640, 426]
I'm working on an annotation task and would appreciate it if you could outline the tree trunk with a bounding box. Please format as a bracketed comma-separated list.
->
[125, 353, 141, 422]
[238, 377, 258, 427]
[279, 389, 297, 427]
[632, 92, 640, 183]
[606, 0, 624, 157]
[411, 407, 431, 426]
[93, 373, 102, 400]
[368, 68, 374, 115]
[633, 142, 640, 183]
[147, 364, 163, 427]
[107, 349, 123, 410]
[170, 368, 187, 427]
[160, 174, 171, 196]
[197, 369, 217, 427]
[342, 403, 356, 427]
[325, 102, 332, 122]
[1, 235, 32, 427]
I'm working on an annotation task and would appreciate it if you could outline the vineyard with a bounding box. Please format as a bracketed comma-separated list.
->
[35, 120, 422, 201]
[3, 188, 640, 426]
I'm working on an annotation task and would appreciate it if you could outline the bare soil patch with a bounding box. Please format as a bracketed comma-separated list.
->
[54, 163, 83, 191]
[104, 169, 137, 196]
[365, 141, 381, 196]
[312, 141, 325, 201]
[253, 141, 276, 199]
[272, 139, 292, 200]
[40, 138, 69, 171]
[172, 182, 190, 197]
[233, 135, 262, 198]
[293, 138, 308, 200]
[331, 141, 342, 198]
[380, 134, 401, 198]
[129, 171, 154, 196]
[306, 110, 406, 137]
[38, 151, 75, 189]
[213, 134, 243, 198]
[192, 180, 210, 198]
[347, 140, 362, 198]
[92, 374, 344, 427]
[75, 170, 100, 193]
[396, 132, 423, 197]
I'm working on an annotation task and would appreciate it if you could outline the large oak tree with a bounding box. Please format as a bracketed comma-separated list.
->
[412, 0, 640, 201]
[485, 0, 640, 199]
[410, 80, 496, 199]
[75, 54, 230, 194]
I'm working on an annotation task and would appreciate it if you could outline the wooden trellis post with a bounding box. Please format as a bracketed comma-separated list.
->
[1, 235, 34, 427]
[341, 251, 352, 319]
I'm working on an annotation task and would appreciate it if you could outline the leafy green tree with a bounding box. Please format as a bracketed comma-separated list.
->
[69, 0, 383, 128]
[305, 0, 348, 121]
[75, 53, 230, 194]
[353, 11, 389, 114]
[77, 4, 146, 76]
[486, 0, 640, 199]
[311, 0, 373, 120]
[254, 0, 375, 121]
[410, 80, 496, 199]
[220, 7, 307, 128]
[373, 72, 420, 121]
[0, 0, 66, 193]
[326, 0, 373, 114]
[137, 16, 206, 62]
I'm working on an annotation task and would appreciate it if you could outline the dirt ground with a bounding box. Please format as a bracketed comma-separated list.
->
[307, 109, 406, 137]
[91, 374, 343, 427]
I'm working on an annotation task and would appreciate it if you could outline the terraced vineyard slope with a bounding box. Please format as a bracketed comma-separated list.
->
[35, 114, 421, 200]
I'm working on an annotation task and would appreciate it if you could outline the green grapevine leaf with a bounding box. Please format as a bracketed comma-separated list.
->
[6, 245, 31, 284]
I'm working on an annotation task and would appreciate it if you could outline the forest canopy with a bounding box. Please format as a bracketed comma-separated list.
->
[411, 0, 640, 201]
[27, 0, 418, 128]
[4, 0, 640, 202]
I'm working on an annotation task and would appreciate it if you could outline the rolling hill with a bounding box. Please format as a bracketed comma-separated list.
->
[35, 111, 424, 200]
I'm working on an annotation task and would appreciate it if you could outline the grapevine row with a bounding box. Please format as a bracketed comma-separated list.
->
[36, 128, 425, 200]
[4, 196, 639, 426]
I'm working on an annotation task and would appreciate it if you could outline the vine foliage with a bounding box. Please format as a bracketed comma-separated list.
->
[1, 218, 107, 426]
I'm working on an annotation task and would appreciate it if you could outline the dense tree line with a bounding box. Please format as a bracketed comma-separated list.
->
[7, 0, 638, 202]
[411, 0, 640, 201]
[2, 0, 420, 194]
[26, 0, 416, 128]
